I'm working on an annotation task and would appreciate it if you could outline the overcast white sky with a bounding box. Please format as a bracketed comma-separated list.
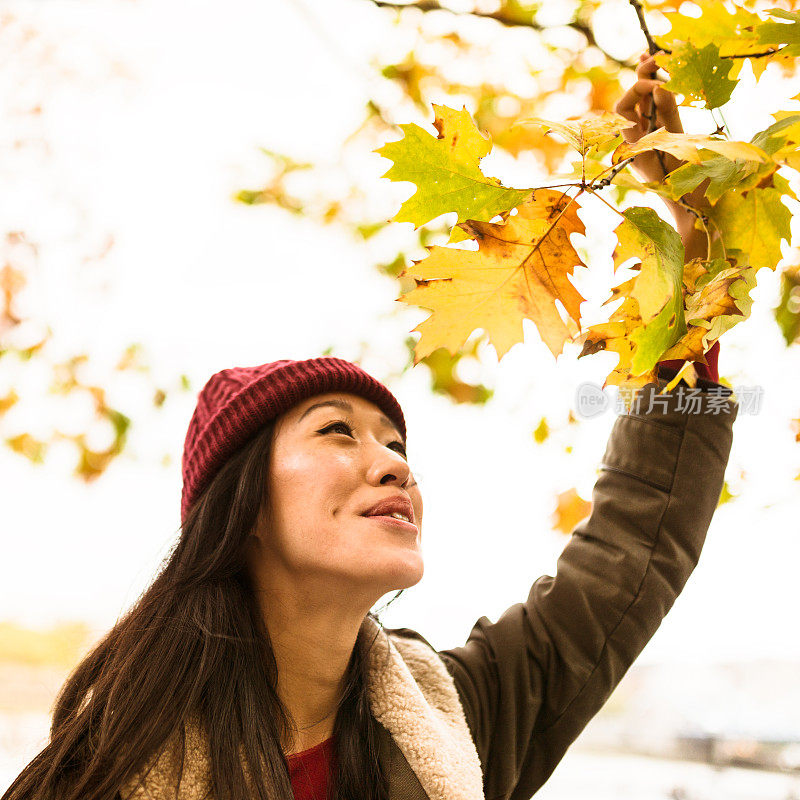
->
[1, 0, 800, 665]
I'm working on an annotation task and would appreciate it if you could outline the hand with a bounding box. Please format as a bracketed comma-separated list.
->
[614, 51, 685, 185]
[615, 50, 712, 242]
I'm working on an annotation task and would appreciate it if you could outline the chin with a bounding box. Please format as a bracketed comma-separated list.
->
[375, 553, 425, 592]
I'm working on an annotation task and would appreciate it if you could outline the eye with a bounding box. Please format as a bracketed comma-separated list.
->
[389, 440, 408, 459]
[318, 421, 407, 459]
[319, 421, 354, 437]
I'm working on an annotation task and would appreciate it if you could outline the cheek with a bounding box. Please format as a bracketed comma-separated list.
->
[410, 485, 423, 525]
[269, 450, 353, 536]
[270, 450, 315, 506]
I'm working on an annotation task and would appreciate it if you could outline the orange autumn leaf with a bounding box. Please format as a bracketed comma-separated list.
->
[551, 487, 592, 535]
[398, 190, 587, 362]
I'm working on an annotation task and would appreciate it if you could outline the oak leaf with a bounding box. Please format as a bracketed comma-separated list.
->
[398, 191, 586, 363]
[660, 258, 758, 362]
[513, 110, 631, 157]
[658, 41, 736, 110]
[612, 127, 769, 166]
[374, 104, 531, 244]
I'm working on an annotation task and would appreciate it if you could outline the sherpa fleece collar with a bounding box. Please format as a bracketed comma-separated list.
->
[119, 617, 485, 800]
[362, 615, 484, 800]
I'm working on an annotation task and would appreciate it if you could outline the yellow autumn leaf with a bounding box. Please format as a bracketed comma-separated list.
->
[513, 110, 633, 157]
[661, 259, 758, 362]
[612, 127, 769, 166]
[610, 207, 686, 324]
[706, 183, 791, 271]
[533, 416, 550, 444]
[653, 0, 768, 80]
[576, 206, 687, 392]
[577, 282, 661, 394]
[717, 480, 737, 507]
[399, 191, 587, 363]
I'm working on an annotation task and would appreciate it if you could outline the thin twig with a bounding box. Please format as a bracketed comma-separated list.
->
[627, 0, 661, 56]
[584, 186, 627, 219]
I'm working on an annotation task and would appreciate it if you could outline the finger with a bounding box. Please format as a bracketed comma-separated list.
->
[637, 55, 657, 76]
[637, 55, 667, 81]
[652, 85, 683, 132]
[614, 94, 642, 127]
[615, 78, 663, 118]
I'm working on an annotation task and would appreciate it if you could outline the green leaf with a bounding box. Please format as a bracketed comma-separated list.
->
[707, 185, 792, 270]
[663, 115, 800, 206]
[611, 208, 687, 375]
[661, 42, 736, 110]
[420, 345, 494, 405]
[614, 207, 687, 323]
[375, 104, 530, 236]
[665, 149, 774, 206]
[653, 1, 767, 80]
[756, 9, 800, 58]
[752, 113, 800, 157]
[630, 291, 687, 374]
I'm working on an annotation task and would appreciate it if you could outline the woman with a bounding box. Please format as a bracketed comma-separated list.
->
[3, 54, 737, 800]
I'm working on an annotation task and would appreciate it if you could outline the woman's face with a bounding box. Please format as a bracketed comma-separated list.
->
[251, 391, 424, 609]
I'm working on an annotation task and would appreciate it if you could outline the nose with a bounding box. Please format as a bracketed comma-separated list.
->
[367, 441, 413, 488]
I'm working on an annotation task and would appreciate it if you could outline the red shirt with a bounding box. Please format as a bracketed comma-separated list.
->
[286, 736, 336, 800]
[658, 340, 720, 383]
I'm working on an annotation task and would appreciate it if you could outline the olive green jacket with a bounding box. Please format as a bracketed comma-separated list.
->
[374, 376, 738, 800]
[121, 377, 738, 800]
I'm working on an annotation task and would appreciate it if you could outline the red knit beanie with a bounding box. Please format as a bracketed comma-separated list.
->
[180, 357, 407, 525]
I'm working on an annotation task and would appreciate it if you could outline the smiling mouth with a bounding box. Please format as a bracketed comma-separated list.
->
[365, 514, 418, 532]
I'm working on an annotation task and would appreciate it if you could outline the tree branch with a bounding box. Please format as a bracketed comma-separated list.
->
[366, 0, 636, 69]
[627, 0, 783, 60]
[627, 0, 661, 56]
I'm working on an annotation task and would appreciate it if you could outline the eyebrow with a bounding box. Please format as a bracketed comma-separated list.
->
[298, 399, 402, 439]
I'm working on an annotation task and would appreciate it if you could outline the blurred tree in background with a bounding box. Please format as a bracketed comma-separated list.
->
[0, 11, 190, 482]
[3, 0, 799, 508]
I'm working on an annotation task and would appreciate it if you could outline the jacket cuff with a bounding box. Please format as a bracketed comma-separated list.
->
[654, 364, 730, 394]
[606, 378, 739, 494]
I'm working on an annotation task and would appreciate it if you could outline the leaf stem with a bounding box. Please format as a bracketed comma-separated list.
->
[584, 186, 626, 219]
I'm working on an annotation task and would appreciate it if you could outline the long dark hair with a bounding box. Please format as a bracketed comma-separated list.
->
[3, 416, 403, 800]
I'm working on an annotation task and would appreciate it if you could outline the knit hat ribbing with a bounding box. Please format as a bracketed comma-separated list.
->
[180, 357, 407, 525]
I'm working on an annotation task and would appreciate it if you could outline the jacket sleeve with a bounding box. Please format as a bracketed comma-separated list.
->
[437, 376, 738, 800]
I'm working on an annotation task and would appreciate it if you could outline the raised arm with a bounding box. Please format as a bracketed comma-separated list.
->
[437, 378, 738, 798]
[427, 51, 738, 800]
